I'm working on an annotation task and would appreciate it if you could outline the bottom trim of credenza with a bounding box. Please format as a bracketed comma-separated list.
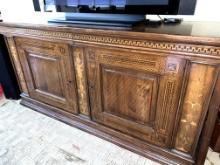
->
[20, 95, 194, 165]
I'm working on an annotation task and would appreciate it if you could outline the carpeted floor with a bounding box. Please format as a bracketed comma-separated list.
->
[0, 100, 219, 165]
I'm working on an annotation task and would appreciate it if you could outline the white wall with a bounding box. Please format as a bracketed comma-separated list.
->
[0, 0, 220, 22]
[179, 0, 220, 21]
[0, 0, 38, 22]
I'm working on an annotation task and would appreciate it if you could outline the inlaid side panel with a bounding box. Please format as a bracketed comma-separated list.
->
[155, 58, 187, 145]
[175, 63, 216, 153]
[73, 47, 90, 116]
[5, 37, 28, 95]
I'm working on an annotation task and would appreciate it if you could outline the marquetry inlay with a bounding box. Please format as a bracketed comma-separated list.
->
[6, 37, 29, 94]
[0, 26, 220, 58]
[26, 29, 220, 56]
[175, 63, 216, 153]
[15, 37, 69, 56]
[166, 63, 179, 73]
[73, 48, 90, 116]
[157, 81, 176, 134]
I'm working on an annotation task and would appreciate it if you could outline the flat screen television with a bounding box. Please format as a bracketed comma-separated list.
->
[33, 0, 197, 26]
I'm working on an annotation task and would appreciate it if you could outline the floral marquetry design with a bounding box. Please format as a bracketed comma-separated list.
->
[175, 63, 216, 153]
[73, 48, 90, 116]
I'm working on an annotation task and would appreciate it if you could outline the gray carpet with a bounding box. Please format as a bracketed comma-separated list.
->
[0, 100, 219, 165]
[0, 101, 159, 165]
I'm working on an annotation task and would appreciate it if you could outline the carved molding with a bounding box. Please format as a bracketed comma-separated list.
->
[28, 29, 220, 56]
[16, 39, 55, 50]
[0, 27, 220, 58]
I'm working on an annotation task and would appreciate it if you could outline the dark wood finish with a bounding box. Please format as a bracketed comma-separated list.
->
[1, 21, 220, 165]
[14, 37, 78, 114]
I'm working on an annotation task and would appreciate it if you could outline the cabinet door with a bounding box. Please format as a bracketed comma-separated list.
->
[86, 47, 186, 147]
[15, 37, 78, 114]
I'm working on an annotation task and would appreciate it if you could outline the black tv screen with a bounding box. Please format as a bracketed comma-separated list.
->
[41, 0, 181, 15]
[33, 0, 197, 26]
[53, 0, 169, 6]
[34, 0, 197, 15]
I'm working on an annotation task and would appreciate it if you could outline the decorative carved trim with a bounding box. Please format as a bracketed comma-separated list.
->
[15, 37, 68, 56]
[0, 27, 220, 58]
[100, 54, 156, 66]
[6, 37, 29, 94]
[73, 48, 90, 116]
[99, 52, 165, 74]
[157, 81, 176, 134]
[17, 40, 55, 50]
[29, 29, 220, 56]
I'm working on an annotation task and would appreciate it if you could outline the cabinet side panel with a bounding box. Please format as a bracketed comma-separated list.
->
[5, 37, 29, 95]
[175, 63, 216, 153]
[73, 47, 90, 116]
[196, 70, 220, 164]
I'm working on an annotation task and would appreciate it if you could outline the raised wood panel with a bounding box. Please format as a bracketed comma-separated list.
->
[102, 66, 158, 125]
[15, 37, 78, 114]
[86, 47, 186, 147]
[28, 53, 64, 99]
[175, 63, 217, 154]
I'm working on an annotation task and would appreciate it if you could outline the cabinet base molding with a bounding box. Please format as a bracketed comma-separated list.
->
[21, 95, 194, 165]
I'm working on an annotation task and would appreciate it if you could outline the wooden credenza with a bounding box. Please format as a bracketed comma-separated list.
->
[1, 22, 220, 165]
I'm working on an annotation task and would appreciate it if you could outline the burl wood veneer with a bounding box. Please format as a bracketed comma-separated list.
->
[1, 21, 220, 165]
